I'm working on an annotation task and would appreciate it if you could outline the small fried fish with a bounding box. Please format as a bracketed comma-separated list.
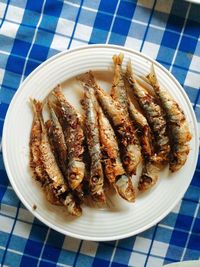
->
[81, 84, 106, 203]
[147, 65, 192, 172]
[79, 71, 141, 175]
[98, 104, 135, 202]
[30, 99, 61, 205]
[52, 86, 85, 194]
[126, 61, 170, 168]
[37, 100, 82, 216]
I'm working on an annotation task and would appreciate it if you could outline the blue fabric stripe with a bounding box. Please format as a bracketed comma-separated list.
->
[193, 88, 200, 109]
[67, 0, 84, 48]
[144, 224, 159, 267]
[0, 0, 10, 28]
[139, 0, 157, 52]
[73, 240, 83, 266]
[1, 201, 21, 266]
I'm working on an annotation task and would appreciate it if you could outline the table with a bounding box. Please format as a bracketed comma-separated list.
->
[0, 0, 200, 266]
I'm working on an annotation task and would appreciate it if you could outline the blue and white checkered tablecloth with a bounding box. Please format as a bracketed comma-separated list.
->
[0, 0, 200, 266]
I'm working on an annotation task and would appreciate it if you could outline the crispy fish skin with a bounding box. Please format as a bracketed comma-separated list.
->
[82, 85, 106, 203]
[30, 99, 61, 205]
[47, 101, 68, 176]
[52, 86, 85, 192]
[147, 65, 192, 172]
[37, 101, 81, 216]
[30, 99, 48, 184]
[111, 53, 128, 113]
[127, 99, 160, 191]
[128, 99, 153, 158]
[126, 61, 170, 167]
[98, 104, 135, 202]
[79, 71, 141, 175]
[111, 54, 157, 191]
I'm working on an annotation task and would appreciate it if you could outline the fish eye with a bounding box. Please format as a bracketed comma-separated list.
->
[123, 156, 130, 164]
[92, 176, 99, 183]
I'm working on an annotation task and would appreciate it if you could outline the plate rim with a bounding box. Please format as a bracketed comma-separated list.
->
[2, 44, 199, 241]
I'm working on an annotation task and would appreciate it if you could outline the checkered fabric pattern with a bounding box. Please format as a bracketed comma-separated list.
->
[0, 0, 200, 266]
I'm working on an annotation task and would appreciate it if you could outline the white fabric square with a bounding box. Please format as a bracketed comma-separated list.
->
[70, 39, 86, 49]
[13, 221, 31, 239]
[51, 34, 70, 51]
[146, 256, 164, 267]
[125, 37, 142, 51]
[0, 21, 19, 39]
[129, 252, 146, 267]
[80, 241, 98, 257]
[137, 0, 154, 9]
[0, 3, 7, 20]
[155, 0, 173, 13]
[151, 241, 169, 257]
[0, 215, 13, 233]
[185, 71, 200, 89]
[56, 18, 75, 37]
[62, 236, 81, 252]
[6, 5, 24, 24]
[74, 24, 93, 42]
[142, 42, 160, 60]
[133, 237, 151, 253]
[0, 204, 17, 218]
[18, 208, 34, 223]
[0, 68, 5, 85]
[190, 55, 200, 72]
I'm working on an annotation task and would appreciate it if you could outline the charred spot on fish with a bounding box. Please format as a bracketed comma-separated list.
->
[80, 99, 85, 106]
[123, 156, 130, 165]
[141, 175, 152, 184]
[110, 158, 116, 163]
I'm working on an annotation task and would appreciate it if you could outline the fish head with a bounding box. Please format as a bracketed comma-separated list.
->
[68, 160, 85, 190]
[115, 175, 135, 202]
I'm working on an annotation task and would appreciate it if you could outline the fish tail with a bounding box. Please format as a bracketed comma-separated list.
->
[147, 64, 158, 87]
[112, 53, 124, 66]
[30, 98, 43, 114]
[52, 84, 63, 100]
[78, 71, 96, 88]
[126, 60, 135, 82]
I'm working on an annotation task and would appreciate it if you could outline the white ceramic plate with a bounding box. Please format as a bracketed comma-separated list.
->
[185, 0, 200, 4]
[2, 45, 198, 241]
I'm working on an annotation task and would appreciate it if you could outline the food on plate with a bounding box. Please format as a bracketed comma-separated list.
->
[30, 99, 61, 205]
[46, 101, 68, 180]
[81, 82, 106, 203]
[128, 99, 153, 159]
[29, 53, 191, 215]
[126, 61, 170, 168]
[111, 53, 129, 114]
[52, 86, 85, 199]
[111, 54, 158, 191]
[80, 71, 142, 175]
[147, 65, 192, 172]
[30, 99, 82, 216]
[98, 103, 135, 202]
